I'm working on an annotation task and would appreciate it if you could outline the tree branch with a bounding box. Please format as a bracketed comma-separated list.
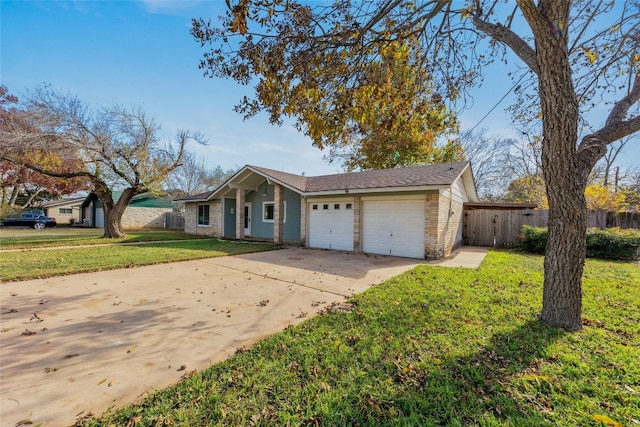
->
[472, 1, 539, 75]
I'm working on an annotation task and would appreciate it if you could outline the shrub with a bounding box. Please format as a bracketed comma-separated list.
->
[518, 225, 547, 254]
[518, 225, 640, 260]
[586, 227, 640, 260]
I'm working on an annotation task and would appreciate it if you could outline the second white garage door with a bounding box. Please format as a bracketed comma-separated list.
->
[308, 201, 354, 251]
[362, 198, 425, 259]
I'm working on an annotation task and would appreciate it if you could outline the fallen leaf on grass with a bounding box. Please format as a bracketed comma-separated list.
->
[521, 374, 554, 382]
[125, 415, 142, 427]
[592, 414, 625, 427]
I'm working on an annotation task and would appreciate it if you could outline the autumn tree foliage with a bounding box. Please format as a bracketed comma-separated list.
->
[193, 13, 460, 171]
[0, 86, 88, 214]
[192, 1, 640, 330]
[0, 86, 204, 238]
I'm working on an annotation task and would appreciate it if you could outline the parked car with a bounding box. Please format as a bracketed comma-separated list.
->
[1, 213, 57, 229]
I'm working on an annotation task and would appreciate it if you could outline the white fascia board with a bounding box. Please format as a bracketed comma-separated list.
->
[302, 185, 448, 197]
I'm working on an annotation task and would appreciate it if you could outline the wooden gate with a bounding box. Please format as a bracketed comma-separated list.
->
[463, 209, 548, 247]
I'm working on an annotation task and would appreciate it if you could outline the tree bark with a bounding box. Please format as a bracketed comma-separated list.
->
[95, 186, 137, 239]
[103, 206, 127, 238]
[518, 0, 584, 331]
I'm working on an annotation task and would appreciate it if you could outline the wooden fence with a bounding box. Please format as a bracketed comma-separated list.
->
[463, 209, 640, 248]
[165, 212, 185, 229]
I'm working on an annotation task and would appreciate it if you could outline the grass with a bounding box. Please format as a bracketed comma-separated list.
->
[76, 251, 640, 427]
[0, 237, 277, 282]
[0, 227, 211, 250]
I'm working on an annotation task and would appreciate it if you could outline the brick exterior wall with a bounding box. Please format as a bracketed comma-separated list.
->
[353, 196, 361, 252]
[423, 190, 465, 260]
[299, 197, 306, 243]
[121, 207, 172, 228]
[184, 201, 222, 236]
[424, 193, 441, 259]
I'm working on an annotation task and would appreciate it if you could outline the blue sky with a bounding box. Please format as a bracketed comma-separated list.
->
[1, 0, 637, 176]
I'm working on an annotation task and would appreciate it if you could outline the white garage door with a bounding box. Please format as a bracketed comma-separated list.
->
[95, 207, 105, 228]
[308, 201, 354, 251]
[362, 198, 425, 259]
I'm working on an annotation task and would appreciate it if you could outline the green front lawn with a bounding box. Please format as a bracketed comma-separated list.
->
[0, 239, 277, 281]
[0, 227, 210, 250]
[78, 251, 640, 426]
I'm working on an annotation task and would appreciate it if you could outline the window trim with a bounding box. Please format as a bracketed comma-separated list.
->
[262, 201, 286, 223]
[59, 208, 73, 214]
[197, 204, 210, 227]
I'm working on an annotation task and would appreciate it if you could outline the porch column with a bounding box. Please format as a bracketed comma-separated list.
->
[235, 188, 245, 239]
[273, 183, 284, 244]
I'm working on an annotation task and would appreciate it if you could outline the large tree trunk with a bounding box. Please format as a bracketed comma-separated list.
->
[522, 0, 584, 331]
[103, 205, 127, 238]
[95, 185, 137, 239]
[541, 175, 586, 331]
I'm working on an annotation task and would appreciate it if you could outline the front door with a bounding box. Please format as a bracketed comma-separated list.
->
[244, 202, 251, 236]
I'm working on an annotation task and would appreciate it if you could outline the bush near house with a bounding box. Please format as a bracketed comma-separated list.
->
[519, 225, 640, 260]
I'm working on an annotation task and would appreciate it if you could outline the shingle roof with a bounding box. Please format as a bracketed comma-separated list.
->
[173, 190, 216, 202]
[250, 162, 469, 193]
[249, 166, 309, 192]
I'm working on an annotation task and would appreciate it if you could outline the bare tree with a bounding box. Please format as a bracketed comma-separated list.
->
[459, 129, 515, 199]
[164, 153, 237, 197]
[0, 86, 205, 237]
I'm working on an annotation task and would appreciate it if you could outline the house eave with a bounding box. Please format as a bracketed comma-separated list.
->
[303, 185, 448, 197]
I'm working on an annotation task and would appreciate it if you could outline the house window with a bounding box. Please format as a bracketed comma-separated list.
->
[263, 201, 286, 223]
[59, 208, 73, 214]
[334, 204, 340, 210]
[346, 203, 352, 210]
[197, 204, 210, 226]
[312, 204, 318, 210]
[323, 204, 329, 210]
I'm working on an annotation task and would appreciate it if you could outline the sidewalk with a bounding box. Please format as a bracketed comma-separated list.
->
[425, 246, 489, 268]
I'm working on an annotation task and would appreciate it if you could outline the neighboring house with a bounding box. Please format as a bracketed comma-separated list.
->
[81, 192, 174, 228]
[40, 197, 85, 225]
[177, 162, 478, 259]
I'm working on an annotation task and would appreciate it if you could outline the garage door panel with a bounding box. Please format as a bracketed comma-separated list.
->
[308, 202, 354, 251]
[362, 199, 424, 259]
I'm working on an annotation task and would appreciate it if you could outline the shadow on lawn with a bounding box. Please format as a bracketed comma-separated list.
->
[368, 319, 567, 425]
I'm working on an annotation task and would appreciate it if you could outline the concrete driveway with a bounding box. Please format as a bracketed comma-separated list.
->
[0, 247, 421, 426]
